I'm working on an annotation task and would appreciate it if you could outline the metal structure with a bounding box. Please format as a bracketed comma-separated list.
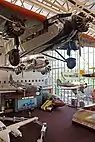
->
[2, 0, 95, 106]
[3, 1, 95, 75]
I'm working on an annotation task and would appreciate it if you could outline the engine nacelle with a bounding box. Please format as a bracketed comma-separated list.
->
[11, 129, 22, 137]
[15, 64, 25, 75]
[41, 66, 51, 75]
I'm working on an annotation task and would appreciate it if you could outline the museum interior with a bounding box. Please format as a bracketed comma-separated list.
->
[0, 0, 95, 142]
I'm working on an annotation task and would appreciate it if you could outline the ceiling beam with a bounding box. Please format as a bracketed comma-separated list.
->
[24, 0, 60, 14]
[43, 0, 67, 12]
[68, 0, 95, 19]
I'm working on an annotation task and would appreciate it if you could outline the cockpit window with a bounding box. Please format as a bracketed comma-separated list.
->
[36, 56, 44, 59]
[0, 126, 6, 131]
[2, 126, 6, 130]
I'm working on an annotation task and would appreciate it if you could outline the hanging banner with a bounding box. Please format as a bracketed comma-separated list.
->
[80, 34, 95, 47]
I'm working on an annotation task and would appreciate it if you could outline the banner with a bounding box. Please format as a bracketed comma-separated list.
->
[17, 98, 37, 111]
[80, 34, 95, 47]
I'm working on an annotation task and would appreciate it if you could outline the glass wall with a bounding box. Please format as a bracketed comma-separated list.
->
[49, 47, 95, 86]
[48, 47, 95, 106]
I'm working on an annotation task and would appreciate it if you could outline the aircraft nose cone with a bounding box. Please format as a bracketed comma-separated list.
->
[19, 133, 22, 137]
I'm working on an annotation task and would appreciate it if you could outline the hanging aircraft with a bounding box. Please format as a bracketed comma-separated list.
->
[0, 0, 92, 69]
[57, 79, 89, 94]
[0, 117, 38, 142]
[0, 54, 51, 75]
[56, 33, 95, 57]
[61, 71, 79, 79]
[60, 71, 85, 82]
[82, 67, 95, 78]
[82, 73, 95, 78]
[9, 74, 39, 93]
[19, 11, 92, 70]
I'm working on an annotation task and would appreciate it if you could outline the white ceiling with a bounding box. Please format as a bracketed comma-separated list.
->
[5, 0, 95, 37]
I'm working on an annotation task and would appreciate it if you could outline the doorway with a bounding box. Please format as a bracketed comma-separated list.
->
[5, 98, 15, 113]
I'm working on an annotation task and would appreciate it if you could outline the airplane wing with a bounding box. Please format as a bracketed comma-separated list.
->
[7, 117, 38, 131]
[60, 85, 81, 90]
[0, 66, 14, 72]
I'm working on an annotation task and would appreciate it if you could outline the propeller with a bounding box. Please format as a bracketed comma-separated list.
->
[72, 12, 91, 32]
[1, 14, 42, 33]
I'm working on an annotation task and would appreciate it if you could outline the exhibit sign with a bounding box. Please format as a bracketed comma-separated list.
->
[17, 97, 37, 111]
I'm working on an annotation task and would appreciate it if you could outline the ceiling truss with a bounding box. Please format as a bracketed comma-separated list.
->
[5, 0, 95, 37]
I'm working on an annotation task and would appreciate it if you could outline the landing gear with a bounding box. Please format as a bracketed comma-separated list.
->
[9, 49, 20, 66]
[4, 16, 25, 66]
[66, 57, 76, 69]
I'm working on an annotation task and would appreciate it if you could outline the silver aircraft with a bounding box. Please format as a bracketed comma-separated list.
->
[0, 0, 92, 68]
[0, 55, 51, 75]
[57, 79, 90, 94]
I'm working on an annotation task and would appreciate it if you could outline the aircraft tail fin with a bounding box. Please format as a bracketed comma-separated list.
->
[57, 79, 62, 86]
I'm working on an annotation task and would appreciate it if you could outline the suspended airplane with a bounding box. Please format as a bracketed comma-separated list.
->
[19, 11, 92, 70]
[57, 79, 89, 94]
[82, 73, 95, 78]
[9, 74, 39, 93]
[82, 67, 95, 78]
[0, 0, 92, 69]
[0, 55, 51, 75]
[0, 117, 38, 142]
[0, 54, 51, 75]
[57, 33, 95, 56]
